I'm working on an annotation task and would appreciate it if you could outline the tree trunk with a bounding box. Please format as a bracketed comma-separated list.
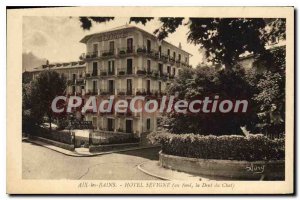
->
[49, 114, 52, 132]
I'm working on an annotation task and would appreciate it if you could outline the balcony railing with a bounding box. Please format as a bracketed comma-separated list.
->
[118, 67, 135, 75]
[101, 49, 115, 57]
[99, 89, 115, 95]
[85, 90, 98, 96]
[118, 46, 136, 56]
[117, 89, 133, 96]
[81, 46, 189, 66]
[135, 89, 166, 96]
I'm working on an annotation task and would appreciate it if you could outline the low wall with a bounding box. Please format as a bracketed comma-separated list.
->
[29, 135, 75, 151]
[159, 151, 285, 180]
[89, 142, 139, 153]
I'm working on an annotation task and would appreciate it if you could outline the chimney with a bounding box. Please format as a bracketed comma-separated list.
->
[178, 42, 182, 49]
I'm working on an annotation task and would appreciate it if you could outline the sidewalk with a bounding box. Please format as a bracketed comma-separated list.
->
[138, 160, 211, 181]
[23, 137, 160, 157]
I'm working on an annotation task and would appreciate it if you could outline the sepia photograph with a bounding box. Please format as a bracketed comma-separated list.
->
[7, 6, 294, 194]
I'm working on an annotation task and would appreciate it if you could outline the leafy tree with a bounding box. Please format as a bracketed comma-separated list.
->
[164, 65, 256, 135]
[27, 70, 66, 131]
[252, 47, 286, 138]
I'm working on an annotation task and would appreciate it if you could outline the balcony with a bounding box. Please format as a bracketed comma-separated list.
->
[99, 89, 115, 95]
[101, 49, 115, 58]
[82, 46, 186, 67]
[91, 71, 98, 77]
[107, 70, 115, 76]
[76, 78, 85, 85]
[118, 46, 136, 57]
[135, 89, 166, 97]
[85, 51, 99, 59]
[85, 89, 98, 96]
[117, 89, 133, 96]
[118, 67, 135, 76]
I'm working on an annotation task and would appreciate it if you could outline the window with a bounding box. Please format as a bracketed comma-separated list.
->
[92, 80, 97, 94]
[109, 41, 114, 53]
[185, 57, 188, 63]
[147, 39, 151, 53]
[108, 60, 115, 75]
[146, 80, 151, 94]
[127, 38, 133, 53]
[147, 118, 151, 130]
[158, 63, 163, 76]
[107, 118, 114, 131]
[72, 85, 75, 94]
[178, 54, 181, 61]
[127, 79, 132, 95]
[126, 119, 133, 133]
[127, 59, 133, 74]
[173, 52, 176, 59]
[108, 80, 114, 95]
[167, 49, 170, 57]
[93, 43, 98, 53]
[158, 81, 162, 93]
[173, 68, 176, 76]
[92, 62, 98, 76]
[147, 60, 151, 73]
[72, 74, 76, 82]
[167, 66, 171, 75]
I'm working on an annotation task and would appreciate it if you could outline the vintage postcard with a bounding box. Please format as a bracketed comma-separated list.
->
[7, 6, 294, 194]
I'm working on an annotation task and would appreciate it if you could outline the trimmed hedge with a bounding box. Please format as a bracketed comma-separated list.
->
[91, 132, 139, 145]
[148, 132, 285, 161]
[33, 127, 74, 144]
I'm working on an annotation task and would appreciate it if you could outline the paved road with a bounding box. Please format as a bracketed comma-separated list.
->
[22, 141, 160, 180]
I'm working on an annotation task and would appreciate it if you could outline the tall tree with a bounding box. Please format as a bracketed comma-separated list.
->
[29, 70, 66, 130]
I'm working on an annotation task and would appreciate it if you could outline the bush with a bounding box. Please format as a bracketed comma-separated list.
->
[148, 132, 284, 161]
[32, 127, 74, 144]
[91, 132, 139, 145]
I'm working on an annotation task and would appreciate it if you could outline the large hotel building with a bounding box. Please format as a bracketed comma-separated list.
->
[29, 25, 192, 140]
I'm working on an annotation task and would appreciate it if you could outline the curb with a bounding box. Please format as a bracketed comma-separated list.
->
[137, 162, 170, 180]
[23, 138, 160, 157]
[137, 160, 209, 181]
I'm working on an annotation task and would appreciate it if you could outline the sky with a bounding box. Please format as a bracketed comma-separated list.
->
[23, 16, 204, 70]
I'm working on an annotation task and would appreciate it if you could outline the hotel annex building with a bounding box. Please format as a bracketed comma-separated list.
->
[29, 25, 191, 139]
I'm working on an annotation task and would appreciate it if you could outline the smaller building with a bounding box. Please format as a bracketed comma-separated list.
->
[30, 61, 87, 95]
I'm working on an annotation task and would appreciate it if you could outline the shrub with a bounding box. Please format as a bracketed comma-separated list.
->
[148, 132, 285, 161]
[91, 132, 139, 145]
[32, 127, 74, 144]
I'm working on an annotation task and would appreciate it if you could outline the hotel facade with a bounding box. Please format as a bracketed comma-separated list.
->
[29, 25, 191, 140]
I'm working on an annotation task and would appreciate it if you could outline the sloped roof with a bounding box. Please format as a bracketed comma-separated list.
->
[80, 24, 192, 56]
[30, 61, 86, 72]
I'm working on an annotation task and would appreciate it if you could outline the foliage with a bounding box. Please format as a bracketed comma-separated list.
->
[79, 17, 114, 30]
[22, 70, 66, 133]
[129, 17, 154, 25]
[33, 127, 74, 144]
[164, 65, 257, 135]
[253, 71, 285, 137]
[91, 132, 139, 145]
[148, 132, 285, 161]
